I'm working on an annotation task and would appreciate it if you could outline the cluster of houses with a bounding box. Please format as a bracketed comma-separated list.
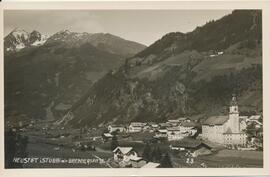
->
[107, 96, 263, 149]
[112, 139, 214, 168]
[107, 118, 198, 141]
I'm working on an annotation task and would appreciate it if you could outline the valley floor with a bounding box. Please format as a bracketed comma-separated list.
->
[19, 135, 263, 168]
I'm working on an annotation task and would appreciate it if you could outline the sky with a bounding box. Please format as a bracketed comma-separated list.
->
[4, 10, 232, 46]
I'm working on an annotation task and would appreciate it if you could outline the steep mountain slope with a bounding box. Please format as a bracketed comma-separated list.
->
[4, 31, 146, 121]
[66, 10, 262, 127]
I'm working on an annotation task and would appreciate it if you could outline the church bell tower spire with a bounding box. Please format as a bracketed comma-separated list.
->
[228, 94, 240, 133]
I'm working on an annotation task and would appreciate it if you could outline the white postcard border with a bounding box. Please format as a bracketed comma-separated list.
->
[0, 1, 270, 176]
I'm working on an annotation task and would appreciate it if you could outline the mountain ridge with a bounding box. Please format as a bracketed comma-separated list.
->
[4, 29, 146, 121]
[4, 28, 49, 51]
[64, 10, 262, 127]
[5, 29, 146, 58]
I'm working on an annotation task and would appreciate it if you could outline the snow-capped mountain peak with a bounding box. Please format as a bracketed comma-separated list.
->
[4, 28, 49, 52]
[10, 28, 29, 40]
[29, 30, 49, 46]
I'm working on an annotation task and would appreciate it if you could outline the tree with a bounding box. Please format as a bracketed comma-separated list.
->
[151, 146, 162, 162]
[155, 147, 162, 162]
[160, 152, 173, 168]
[142, 143, 151, 162]
[5, 129, 17, 168]
[5, 129, 28, 168]
[150, 147, 156, 162]
[111, 135, 118, 151]
[111, 130, 119, 136]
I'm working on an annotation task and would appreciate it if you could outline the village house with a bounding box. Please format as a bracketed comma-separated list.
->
[201, 95, 247, 146]
[128, 122, 146, 133]
[154, 129, 168, 139]
[169, 144, 185, 151]
[166, 121, 198, 141]
[167, 127, 183, 141]
[246, 115, 263, 129]
[108, 125, 126, 133]
[209, 50, 224, 58]
[148, 122, 159, 132]
[177, 117, 191, 123]
[177, 117, 187, 122]
[170, 139, 212, 157]
[102, 133, 113, 141]
[159, 122, 172, 129]
[179, 121, 197, 136]
[149, 122, 159, 128]
[167, 119, 181, 127]
[239, 118, 247, 131]
[143, 124, 151, 132]
[113, 146, 138, 166]
[130, 156, 146, 168]
[248, 115, 261, 121]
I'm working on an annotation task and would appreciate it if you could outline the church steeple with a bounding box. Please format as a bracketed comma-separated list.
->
[228, 94, 240, 133]
[229, 94, 239, 114]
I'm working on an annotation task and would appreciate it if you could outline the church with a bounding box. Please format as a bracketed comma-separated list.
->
[201, 95, 247, 146]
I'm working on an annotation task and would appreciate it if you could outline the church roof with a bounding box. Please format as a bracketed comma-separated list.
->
[203, 115, 228, 125]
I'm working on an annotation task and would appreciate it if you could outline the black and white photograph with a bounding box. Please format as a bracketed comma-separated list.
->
[1, 1, 269, 174]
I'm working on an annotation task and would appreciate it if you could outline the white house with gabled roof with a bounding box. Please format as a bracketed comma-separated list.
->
[113, 146, 138, 163]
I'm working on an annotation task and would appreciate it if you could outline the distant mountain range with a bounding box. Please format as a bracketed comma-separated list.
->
[4, 29, 146, 120]
[65, 10, 262, 127]
[4, 29, 146, 57]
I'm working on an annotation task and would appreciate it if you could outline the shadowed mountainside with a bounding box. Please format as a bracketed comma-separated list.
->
[66, 10, 262, 127]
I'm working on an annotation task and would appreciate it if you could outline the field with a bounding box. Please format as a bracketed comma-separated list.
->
[22, 142, 113, 168]
[171, 149, 263, 168]
[16, 130, 263, 168]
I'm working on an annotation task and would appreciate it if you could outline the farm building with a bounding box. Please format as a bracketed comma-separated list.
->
[130, 157, 146, 168]
[170, 138, 212, 157]
[128, 122, 147, 133]
[108, 125, 126, 133]
[154, 129, 168, 138]
[167, 119, 181, 126]
[179, 121, 197, 136]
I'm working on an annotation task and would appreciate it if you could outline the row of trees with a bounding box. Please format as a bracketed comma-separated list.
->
[142, 143, 173, 168]
[5, 128, 29, 168]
